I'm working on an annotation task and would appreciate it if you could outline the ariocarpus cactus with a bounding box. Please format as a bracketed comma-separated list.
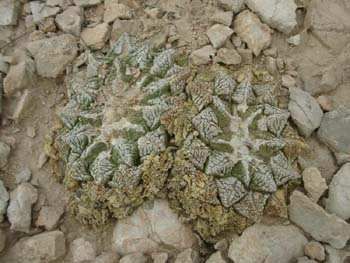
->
[54, 33, 306, 241]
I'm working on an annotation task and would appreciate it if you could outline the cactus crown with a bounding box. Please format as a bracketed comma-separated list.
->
[55, 34, 305, 241]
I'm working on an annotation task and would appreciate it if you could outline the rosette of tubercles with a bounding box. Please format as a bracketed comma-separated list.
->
[56, 33, 178, 224]
[55, 33, 305, 241]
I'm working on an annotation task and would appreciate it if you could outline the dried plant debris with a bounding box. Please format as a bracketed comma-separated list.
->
[54, 33, 306, 241]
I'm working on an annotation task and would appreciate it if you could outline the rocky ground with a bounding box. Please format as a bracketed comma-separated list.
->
[0, 0, 350, 262]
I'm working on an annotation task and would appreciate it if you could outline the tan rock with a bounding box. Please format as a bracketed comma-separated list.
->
[215, 47, 241, 65]
[206, 24, 233, 48]
[55, 6, 82, 36]
[36, 205, 64, 230]
[81, 23, 111, 50]
[104, 0, 132, 23]
[234, 10, 272, 56]
[190, 45, 216, 65]
[302, 167, 328, 202]
[304, 241, 326, 261]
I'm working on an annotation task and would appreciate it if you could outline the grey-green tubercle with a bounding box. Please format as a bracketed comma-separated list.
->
[54, 34, 306, 241]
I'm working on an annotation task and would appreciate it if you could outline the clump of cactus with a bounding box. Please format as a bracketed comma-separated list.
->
[54, 33, 306, 241]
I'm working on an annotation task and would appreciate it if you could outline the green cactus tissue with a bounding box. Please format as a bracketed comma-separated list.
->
[54, 34, 306, 241]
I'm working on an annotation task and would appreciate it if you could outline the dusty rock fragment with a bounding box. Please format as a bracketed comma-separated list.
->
[289, 190, 350, 249]
[206, 251, 226, 263]
[215, 48, 241, 65]
[55, 6, 82, 37]
[228, 224, 307, 263]
[0, 141, 11, 168]
[151, 252, 169, 263]
[210, 10, 233, 26]
[3, 55, 35, 97]
[6, 231, 66, 262]
[15, 167, 32, 184]
[27, 34, 78, 78]
[110, 19, 142, 43]
[175, 248, 200, 263]
[0, 229, 5, 253]
[234, 10, 272, 56]
[317, 95, 333, 112]
[81, 23, 111, 50]
[298, 137, 337, 183]
[7, 183, 38, 233]
[287, 34, 301, 46]
[206, 24, 234, 49]
[325, 245, 350, 263]
[305, 241, 326, 261]
[217, 0, 244, 13]
[302, 167, 328, 202]
[94, 252, 120, 263]
[36, 205, 64, 230]
[318, 108, 350, 164]
[120, 253, 148, 263]
[0, 180, 9, 222]
[281, 74, 296, 88]
[71, 238, 96, 263]
[326, 163, 350, 220]
[104, 0, 132, 23]
[73, 0, 101, 7]
[0, 55, 9, 74]
[12, 89, 34, 121]
[0, 0, 20, 25]
[245, 0, 297, 34]
[112, 200, 197, 255]
[30, 1, 60, 23]
[190, 45, 216, 65]
[237, 48, 253, 64]
[288, 87, 323, 137]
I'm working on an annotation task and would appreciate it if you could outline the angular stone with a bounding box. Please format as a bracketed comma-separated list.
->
[104, 0, 132, 23]
[206, 251, 226, 263]
[0, 180, 9, 223]
[27, 34, 78, 78]
[55, 6, 82, 37]
[0, 141, 11, 168]
[81, 23, 110, 50]
[288, 87, 323, 137]
[206, 24, 234, 49]
[317, 95, 333, 112]
[325, 245, 350, 263]
[234, 10, 272, 56]
[3, 55, 36, 97]
[289, 191, 350, 249]
[6, 231, 66, 262]
[15, 167, 32, 184]
[287, 34, 301, 46]
[112, 200, 197, 255]
[318, 108, 350, 163]
[215, 47, 241, 65]
[120, 253, 148, 263]
[151, 252, 169, 263]
[228, 224, 307, 263]
[302, 167, 328, 202]
[217, 0, 244, 13]
[71, 238, 96, 263]
[245, 0, 297, 34]
[110, 19, 142, 43]
[190, 45, 216, 65]
[7, 183, 38, 233]
[174, 248, 200, 263]
[0, 54, 9, 74]
[30, 1, 60, 23]
[36, 205, 64, 230]
[304, 241, 326, 261]
[0, 0, 20, 26]
[210, 10, 233, 26]
[326, 163, 350, 220]
[73, 0, 101, 7]
[298, 137, 337, 183]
